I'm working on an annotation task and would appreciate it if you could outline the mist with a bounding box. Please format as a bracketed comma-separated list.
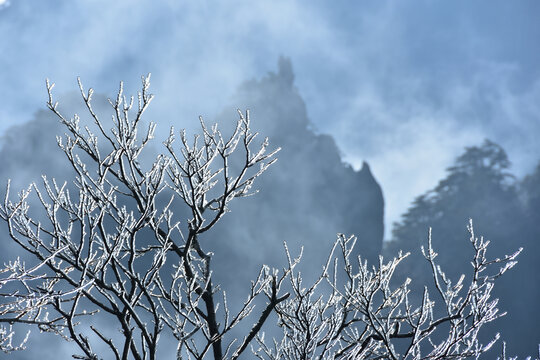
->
[2, 1, 540, 233]
[1, 0, 540, 358]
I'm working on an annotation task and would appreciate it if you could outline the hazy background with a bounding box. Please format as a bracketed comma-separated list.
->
[2, 0, 540, 233]
[1, 0, 539, 358]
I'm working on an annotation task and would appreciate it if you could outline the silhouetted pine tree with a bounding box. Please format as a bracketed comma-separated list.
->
[387, 139, 537, 357]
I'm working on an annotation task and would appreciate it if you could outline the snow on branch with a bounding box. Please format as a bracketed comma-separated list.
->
[0, 76, 527, 359]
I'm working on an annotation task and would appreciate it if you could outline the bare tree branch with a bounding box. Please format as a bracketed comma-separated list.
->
[0, 76, 527, 359]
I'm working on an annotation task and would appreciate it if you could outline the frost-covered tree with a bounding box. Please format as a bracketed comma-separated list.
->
[388, 140, 539, 357]
[0, 77, 524, 359]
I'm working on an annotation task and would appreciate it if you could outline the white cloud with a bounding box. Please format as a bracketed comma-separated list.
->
[335, 82, 484, 238]
[1, 0, 539, 240]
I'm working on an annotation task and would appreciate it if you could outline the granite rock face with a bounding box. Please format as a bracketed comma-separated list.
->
[0, 59, 385, 282]
[209, 58, 384, 287]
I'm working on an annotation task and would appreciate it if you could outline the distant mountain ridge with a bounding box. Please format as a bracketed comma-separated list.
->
[209, 58, 384, 284]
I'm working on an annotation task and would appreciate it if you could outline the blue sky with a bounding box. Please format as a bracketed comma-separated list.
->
[1, 0, 540, 237]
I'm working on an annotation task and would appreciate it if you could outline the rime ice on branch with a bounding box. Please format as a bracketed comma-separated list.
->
[0, 75, 283, 360]
[0, 76, 525, 359]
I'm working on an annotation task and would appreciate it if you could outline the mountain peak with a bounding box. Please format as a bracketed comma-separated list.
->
[277, 56, 294, 86]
